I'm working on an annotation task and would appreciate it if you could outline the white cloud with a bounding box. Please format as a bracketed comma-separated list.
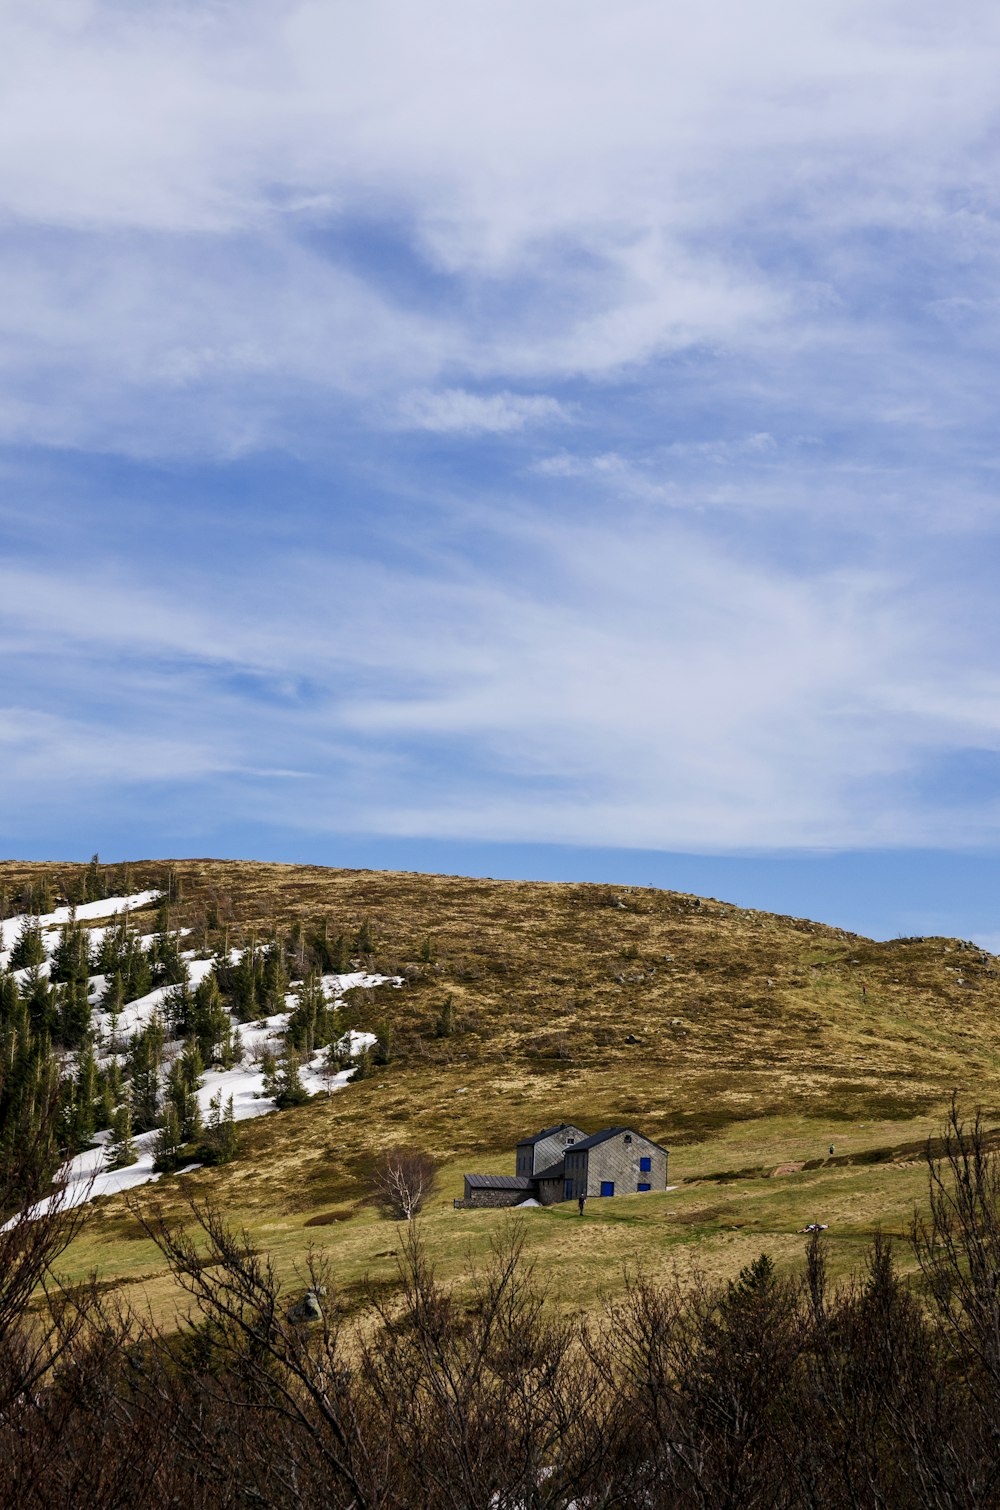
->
[4, 510, 1000, 852]
[397, 389, 571, 435]
[1, 4, 1000, 451]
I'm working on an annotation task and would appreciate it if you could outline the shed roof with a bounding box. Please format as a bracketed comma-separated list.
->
[516, 1123, 583, 1147]
[571, 1126, 670, 1155]
[464, 1174, 535, 1191]
[533, 1159, 567, 1182]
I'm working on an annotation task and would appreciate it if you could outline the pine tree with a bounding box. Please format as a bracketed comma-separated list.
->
[191, 974, 229, 1063]
[21, 967, 57, 1037]
[50, 918, 93, 985]
[57, 975, 92, 1049]
[9, 918, 45, 971]
[374, 1024, 393, 1065]
[419, 934, 435, 963]
[354, 918, 374, 955]
[107, 1100, 137, 1169]
[200, 1092, 238, 1164]
[83, 853, 105, 903]
[329, 932, 351, 973]
[286, 973, 333, 1054]
[259, 944, 289, 1013]
[274, 1044, 310, 1109]
[150, 915, 186, 987]
[152, 1102, 184, 1172]
[128, 1014, 166, 1132]
[351, 1045, 372, 1081]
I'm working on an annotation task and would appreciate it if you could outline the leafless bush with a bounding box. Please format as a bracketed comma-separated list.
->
[371, 1146, 436, 1220]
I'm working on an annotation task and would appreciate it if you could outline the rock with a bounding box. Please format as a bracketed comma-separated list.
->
[288, 1289, 324, 1324]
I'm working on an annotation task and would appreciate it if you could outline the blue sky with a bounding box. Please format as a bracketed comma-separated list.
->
[4, 1, 1000, 944]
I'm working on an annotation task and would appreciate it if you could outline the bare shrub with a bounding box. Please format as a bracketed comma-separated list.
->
[371, 1146, 436, 1221]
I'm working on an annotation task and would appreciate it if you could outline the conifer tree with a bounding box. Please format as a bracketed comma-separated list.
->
[354, 918, 375, 955]
[57, 975, 92, 1049]
[21, 967, 57, 1037]
[286, 974, 332, 1054]
[259, 943, 288, 1014]
[152, 1102, 184, 1172]
[107, 1099, 137, 1169]
[201, 1091, 238, 1164]
[150, 914, 187, 987]
[274, 1044, 310, 1109]
[128, 1014, 166, 1132]
[83, 853, 105, 903]
[9, 918, 45, 971]
[50, 918, 92, 985]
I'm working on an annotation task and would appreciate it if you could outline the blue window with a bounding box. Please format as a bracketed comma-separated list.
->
[639, 1156, 651, 1172]
[564, 1180, 573, 1200]
[637, 1182, 651, 1192]
[600, 1180, 615, 1197]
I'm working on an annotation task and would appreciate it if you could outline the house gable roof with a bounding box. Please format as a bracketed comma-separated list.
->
[571, 1126, 670, 1156]
[516, 1123, 583, 1147]
[464, 1174, 535, 1191]
[533, 1159, 567, 1182]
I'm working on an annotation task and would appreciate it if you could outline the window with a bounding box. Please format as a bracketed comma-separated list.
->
[600, 1180, 615, 1197]
[564, 1180, 573, 1200]
[637, 1182, 651, 1192]
[624, 1134, 632, 1144]
[639, 1156, 651, 1172]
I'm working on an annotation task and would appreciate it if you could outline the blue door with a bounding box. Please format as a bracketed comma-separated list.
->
[564, 1180, 573, 1200]
[600, 1180, 614, 1197]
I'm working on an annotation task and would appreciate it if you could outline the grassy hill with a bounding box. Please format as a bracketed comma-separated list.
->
[3, 857, 998, 1319]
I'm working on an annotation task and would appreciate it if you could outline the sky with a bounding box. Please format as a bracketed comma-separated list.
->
[3, 1, 1000, 944]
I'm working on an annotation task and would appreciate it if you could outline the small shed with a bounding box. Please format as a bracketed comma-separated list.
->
[460, 1174, 535, 1209]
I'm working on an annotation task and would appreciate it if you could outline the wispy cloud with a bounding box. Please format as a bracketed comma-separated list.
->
[397, 389, 571, 435]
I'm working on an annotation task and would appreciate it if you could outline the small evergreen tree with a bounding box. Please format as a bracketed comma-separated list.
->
[152, 1103, 184, 1173]
[9, 918, 45, 971]
[354, 919, 375, 955]
[200, 1092, 238, 1164]
[107, 1100, 137, 1170]
[274, 1044, 310, 1109]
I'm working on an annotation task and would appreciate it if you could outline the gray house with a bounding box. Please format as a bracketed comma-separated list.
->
[458, 1123, 669, 1208]
[515, 1124, 586, 1178]
[560, 1126, 669, 1201]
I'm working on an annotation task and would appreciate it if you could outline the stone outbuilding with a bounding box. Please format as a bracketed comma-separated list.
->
[460, 1173, 536, 1209]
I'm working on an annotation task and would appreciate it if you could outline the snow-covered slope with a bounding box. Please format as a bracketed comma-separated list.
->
[2, 891, 401, 1219]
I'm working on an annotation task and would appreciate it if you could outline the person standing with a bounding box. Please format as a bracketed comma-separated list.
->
[578, 1194, 586, 1216]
